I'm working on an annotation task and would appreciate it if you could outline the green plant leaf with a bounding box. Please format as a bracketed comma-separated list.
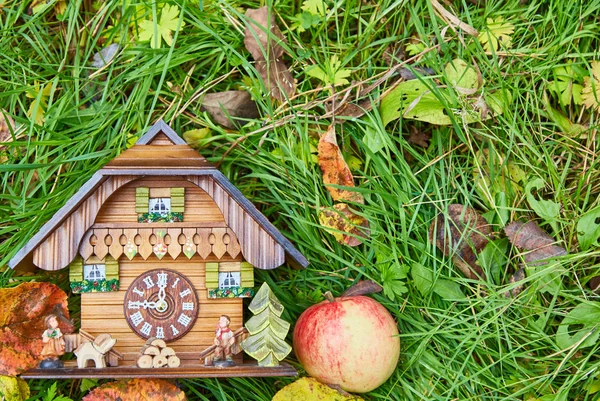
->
[478, 17, 514, 52]
[445, 58, 479, 94]
[138, 4, 185, 49]
[43, 383, 73, 401]
[477, 238, 509, 285]
[306, 55, 351, 87]
[433, 279, 465, 300]
[406, 43, 425, 56]
[543, 94, 586, 136]
[548, 65, 583, 106]
[577, 206, 600, 251]
[301, 0, 328, 16]
[525, 178, 560, 230]
[556, 302, 600, 350]
[380, 69, 510, 126]
[412, 263, 433, 295]
[380, 264, 409, 301]
[80, 379, 99, 393]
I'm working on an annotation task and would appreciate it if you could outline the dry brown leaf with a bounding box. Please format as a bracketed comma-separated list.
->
[201, 91, 259, 129]
[83, 379, 186, 401]
[243, 7, 295, 102]
[0, 110, 15, 162]
[429, 204, 492, 280]
[588, 276, 600, 292]
[0, 110, 14, 144]
[504, 221, 567, 265]
[0, 282, 73, 375]
[341, 280, 383, 297]
[318, 125, 363, 203]
[243, 7, 285, 61]
[256, 60, 295, 102]
[507, 268, 525, 297]
[319, 203, 369, 247]
[406, 126, 431, 148]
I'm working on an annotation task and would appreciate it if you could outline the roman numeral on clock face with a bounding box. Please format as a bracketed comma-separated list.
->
[171, 278, 180, 288]
[178, 314, 192, 327]
[130, 311, 143, 327]
[157, 272, 168, 286]
[140, 322, 152, 336]
[170, 324, 179, 336]
[143, 276, 155, 288]
[132, 287, 144, 297]
[180, 289, 191, 298]
[156, 326, 164, 339]
[182, 302, 194, 311]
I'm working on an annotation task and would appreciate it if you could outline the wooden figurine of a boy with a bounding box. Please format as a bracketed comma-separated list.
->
[213, 315, 235, 367]
[39, 314, 66, 368]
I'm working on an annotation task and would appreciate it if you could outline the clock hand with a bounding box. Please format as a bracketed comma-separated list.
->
[129, 300, 157, 310]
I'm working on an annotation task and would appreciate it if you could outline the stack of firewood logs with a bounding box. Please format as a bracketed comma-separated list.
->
[136, 338, 180, 368]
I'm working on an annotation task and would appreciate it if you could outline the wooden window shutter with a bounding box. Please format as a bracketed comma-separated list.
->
[105, 256, 119, 280]
[170, 187, 185, 212]
[135, 187, 149, 213]
[240, 262, 254, 287]
[206, 262, 219, 289]
[69, 256, 83, 282]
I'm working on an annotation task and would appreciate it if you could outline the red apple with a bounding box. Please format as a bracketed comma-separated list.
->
[293, 293, 400, 393]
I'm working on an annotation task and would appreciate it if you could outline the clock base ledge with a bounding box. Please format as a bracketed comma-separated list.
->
[20, 360, 297, 379]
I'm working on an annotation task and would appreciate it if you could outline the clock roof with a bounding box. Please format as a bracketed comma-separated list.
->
[8, 120, 309, 271]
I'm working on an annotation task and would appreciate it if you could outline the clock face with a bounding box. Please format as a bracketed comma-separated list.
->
[123, 269, 199, 342]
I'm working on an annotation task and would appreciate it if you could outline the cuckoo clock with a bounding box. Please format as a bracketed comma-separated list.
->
[8, 120, 308, 379]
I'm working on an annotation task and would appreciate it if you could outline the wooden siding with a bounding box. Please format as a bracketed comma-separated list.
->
[188, 176, 286, 269]
[95, 177, 225, 224]
[104, 145, 212, 169]
[32, 176, 137, 271]
[80, 255, 243, 364]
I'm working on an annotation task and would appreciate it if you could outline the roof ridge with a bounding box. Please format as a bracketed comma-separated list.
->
[136, 120, 187, 146]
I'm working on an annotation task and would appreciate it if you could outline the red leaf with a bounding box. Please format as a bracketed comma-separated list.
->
[83, 379, 186, 401]
[504, 221, 567, 265]
[429, 204, 492, 280]
[0, 282, 72, 375]
[318, 125, 363, 203]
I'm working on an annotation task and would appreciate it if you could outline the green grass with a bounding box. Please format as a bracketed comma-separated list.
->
[2, 0, 600, 399]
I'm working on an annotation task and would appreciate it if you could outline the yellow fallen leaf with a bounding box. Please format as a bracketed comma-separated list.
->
[272, 377, 364, 401]
[582, 60, 600, 110]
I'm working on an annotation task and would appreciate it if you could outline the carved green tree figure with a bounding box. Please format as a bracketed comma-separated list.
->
[241, 282, 292, 366]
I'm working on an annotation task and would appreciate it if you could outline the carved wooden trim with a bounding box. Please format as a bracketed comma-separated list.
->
[79, 226, 241, 261]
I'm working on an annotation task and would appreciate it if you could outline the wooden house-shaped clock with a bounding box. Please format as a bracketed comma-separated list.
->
[8, 120, 308, 378]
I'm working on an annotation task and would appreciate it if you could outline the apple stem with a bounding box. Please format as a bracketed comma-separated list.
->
[324, 291, 335, 302]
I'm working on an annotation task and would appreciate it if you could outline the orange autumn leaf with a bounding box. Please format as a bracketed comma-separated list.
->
[319, 203, 370, 247]
[318, 125, 363, 203]
[83, 379, 186, 401]
[0, 282, 72, 375]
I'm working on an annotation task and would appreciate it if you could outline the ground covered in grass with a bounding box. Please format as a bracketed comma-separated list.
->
[2, 0, 600, 400]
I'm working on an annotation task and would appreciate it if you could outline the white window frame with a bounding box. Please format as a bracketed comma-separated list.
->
[148, 198, 171, 215]
[84, 264, 106, 281]
[218, 272, 240, 289]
